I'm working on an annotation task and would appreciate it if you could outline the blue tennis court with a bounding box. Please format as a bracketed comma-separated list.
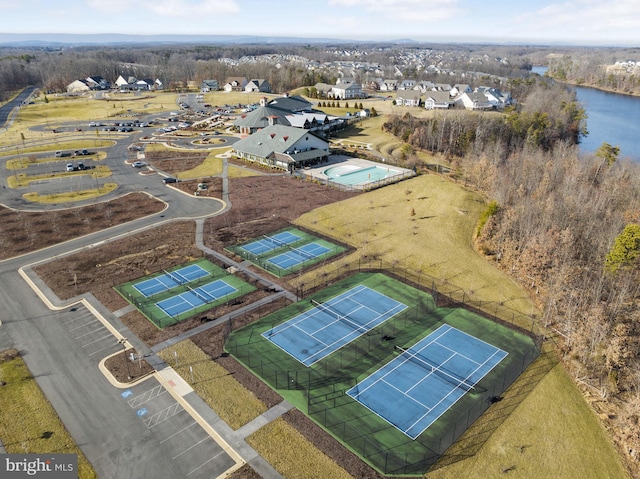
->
[267, 242, 330, 269]
[133, 264, 209, 297]
[347, 324, 508, 439]
[156, 279, 237, 317]
[241, 231, 302, 256]
[263, 285, 407, 366]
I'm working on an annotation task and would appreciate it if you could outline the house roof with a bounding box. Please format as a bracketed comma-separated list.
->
[233, 125, 325, 158]
[233, 95, 315, 129]
[234, 105, 292, 129]
[397, 90, 422, 100]
[267, 95, 312, 112]
[425, 91, 452, 103]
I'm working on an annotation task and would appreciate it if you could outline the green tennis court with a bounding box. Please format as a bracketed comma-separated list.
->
[114, 258, 256, 329]
[226, 272, 540, 475]
[225, 227, 347, 277]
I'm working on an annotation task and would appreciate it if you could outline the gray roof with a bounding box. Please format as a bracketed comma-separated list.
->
[267, 95, 312, 112]
[234, 106, 292, 129]
[233, 95, 314, 129]
[233, 124, 323, 158]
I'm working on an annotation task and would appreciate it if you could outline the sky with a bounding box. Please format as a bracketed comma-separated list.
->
[0, 0, 639, 46]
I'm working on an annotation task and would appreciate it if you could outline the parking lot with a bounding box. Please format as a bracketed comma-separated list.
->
[58, 305, 239, 478]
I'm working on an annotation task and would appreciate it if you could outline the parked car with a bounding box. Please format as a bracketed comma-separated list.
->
[66, 163, 74, 171]
[132, 161, 146, 168]
[55, 150, 63, 157]
[162, 177, 178, 184]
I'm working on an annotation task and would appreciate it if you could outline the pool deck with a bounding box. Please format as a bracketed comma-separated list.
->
[299, 154, 414, 190]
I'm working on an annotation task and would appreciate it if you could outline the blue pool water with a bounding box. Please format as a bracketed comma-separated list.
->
[324, 165, 401, 186]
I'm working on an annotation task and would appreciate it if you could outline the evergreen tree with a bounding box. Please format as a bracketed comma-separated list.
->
[605, 223, 640, 273]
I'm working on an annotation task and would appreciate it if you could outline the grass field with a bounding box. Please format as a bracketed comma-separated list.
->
[246, 418, 351, 479]
[157, 339, 267, 429]
[0, 351, 97, 479]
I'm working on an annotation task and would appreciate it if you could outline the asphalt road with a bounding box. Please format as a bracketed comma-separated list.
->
[0, 93, 258, 478]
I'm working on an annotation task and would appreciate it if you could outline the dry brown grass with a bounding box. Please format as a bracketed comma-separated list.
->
[246, 418, 352, 479]
[0, 353, 97, 479]
[157, 339, 267, 429]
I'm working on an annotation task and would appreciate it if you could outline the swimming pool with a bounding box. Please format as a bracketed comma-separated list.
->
[324, 164, 402, 186]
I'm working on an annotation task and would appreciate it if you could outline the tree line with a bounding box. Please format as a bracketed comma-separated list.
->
[384, 75, 640, 466]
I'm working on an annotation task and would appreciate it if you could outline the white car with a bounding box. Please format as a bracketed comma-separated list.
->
[132, 161, 146, 168]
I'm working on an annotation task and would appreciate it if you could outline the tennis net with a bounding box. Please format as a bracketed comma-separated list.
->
[165, 269, 188, 286]
[188, 285, 214, 304]
[311, 299, 366, 333]
[394, 345, 475, 393]
[291, 246, 316, 260]
[266, 235, 288, 247]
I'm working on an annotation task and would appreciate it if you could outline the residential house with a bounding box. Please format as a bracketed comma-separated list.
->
[457, 92, 493, 110]
[413, 81, 435, 93]
[476, 87, 512, 109]
[378, 79, 398, 92]
[433, 83, 452, 92]
[232, 124, 330, 172]
[224, 77, 248, 92]
[245, 79, 272, 93]
[313, 79, 363, 100]
[424, 91, 454, 110]
[114, 75, 130, 88]
[450, 84, 472, 97]
[66, 79, 90, 93]
[398, 79, 417, 90]
[331, 79, 363, 100]
[395, 89, 422, 107]
[86, 76, 110, 90]
[200, 80, 219, 92]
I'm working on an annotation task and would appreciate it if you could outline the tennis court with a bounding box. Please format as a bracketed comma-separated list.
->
[133, 264, 209, 297]
[263, 284, 407, 366]
[347, 324, 508, 439]
[240, 231, 302, 256]
[267, 242, 331, 270]
[156, 279, 237, 318]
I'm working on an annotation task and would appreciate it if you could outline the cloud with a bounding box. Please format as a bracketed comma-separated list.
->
[327, 0, 460, 22]
[512, 0, 640, 42]
[86, 0, 239, 16]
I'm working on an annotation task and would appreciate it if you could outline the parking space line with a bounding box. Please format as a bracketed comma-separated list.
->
[172, 437, 208, 460]
[73, 325, 105, 339]
[80, 333, 114, 347]
[62, 315, 89, 325]
[67, 318, 99, 331]
[159, 421, 197, 444]
[145, 402, 184, 428]
[88, 343, 120, 357]
[187, 451, 226, 476]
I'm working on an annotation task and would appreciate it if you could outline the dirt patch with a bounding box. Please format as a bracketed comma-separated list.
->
[103, 348, 154, 383]
[204, 175, 358, 250]
[0, 192, 165, 260]
[146, 150, 209, 174]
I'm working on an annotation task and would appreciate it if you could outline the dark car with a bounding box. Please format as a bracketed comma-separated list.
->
[162, 177, 178, 184]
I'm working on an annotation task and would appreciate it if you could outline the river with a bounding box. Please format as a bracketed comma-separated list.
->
[532, 66, 640, 160]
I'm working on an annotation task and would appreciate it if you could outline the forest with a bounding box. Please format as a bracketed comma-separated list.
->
[383, 77, 640, 467]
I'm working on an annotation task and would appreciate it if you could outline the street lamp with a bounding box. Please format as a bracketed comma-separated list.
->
[118, 338, 131, 380]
